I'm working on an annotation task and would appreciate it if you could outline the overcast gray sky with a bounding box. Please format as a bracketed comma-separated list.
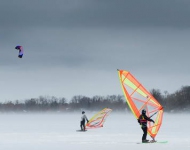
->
[1, 0, 190, 102]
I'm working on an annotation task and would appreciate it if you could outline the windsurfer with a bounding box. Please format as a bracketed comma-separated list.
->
[138, 109, 155, 143]
[80, 111, 89, 131]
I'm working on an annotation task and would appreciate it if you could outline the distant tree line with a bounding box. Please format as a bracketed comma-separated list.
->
[0, 86, 190, 113]
[150, 86, 190, 113]
[0, 95, 126, 113]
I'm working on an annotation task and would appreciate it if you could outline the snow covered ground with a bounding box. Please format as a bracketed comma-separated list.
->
[0, 112, 189, 150]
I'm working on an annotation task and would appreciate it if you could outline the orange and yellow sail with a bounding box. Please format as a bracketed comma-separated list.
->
[118, 70, 163, 138]
[86, 108, 112, 129]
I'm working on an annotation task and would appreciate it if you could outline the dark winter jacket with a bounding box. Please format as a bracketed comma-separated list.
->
[138, 114, 154, 128]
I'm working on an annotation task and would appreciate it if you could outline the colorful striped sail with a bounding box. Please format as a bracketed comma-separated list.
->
[118, 70, 163, 138]
[86, 108, 112, 129]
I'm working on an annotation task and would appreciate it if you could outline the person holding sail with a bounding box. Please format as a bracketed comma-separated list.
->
[80, 111, 89, 131]
[138, 109, 155, 143]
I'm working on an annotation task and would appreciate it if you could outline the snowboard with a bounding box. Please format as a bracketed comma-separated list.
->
[76, 130, 87, 132]
[137, 140, 168, 144]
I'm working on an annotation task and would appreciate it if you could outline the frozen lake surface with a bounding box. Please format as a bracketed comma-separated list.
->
[0, 112, 190, 150]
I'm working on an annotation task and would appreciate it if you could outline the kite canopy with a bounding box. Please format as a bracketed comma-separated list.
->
[86, 108, 112, 129]
[15, 45, 23, 58]
[117, 70, 163, 138]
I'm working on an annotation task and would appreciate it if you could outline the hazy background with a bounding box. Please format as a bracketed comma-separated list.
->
[1, 0, 190, 102]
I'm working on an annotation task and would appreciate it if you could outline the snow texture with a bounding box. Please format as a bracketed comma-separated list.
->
[0, 112, 189, 150]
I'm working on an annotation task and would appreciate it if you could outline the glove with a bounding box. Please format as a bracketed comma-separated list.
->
[152, 120, 155, 123]
[137, 119, 140, 125]
[87, 120, 89, 123]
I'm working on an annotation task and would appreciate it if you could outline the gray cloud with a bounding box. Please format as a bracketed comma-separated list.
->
[1, 0, 190, 29]
[1, 0, 190, 101]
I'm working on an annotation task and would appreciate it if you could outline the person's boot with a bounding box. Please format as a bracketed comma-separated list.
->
[142, 139, 149, 143]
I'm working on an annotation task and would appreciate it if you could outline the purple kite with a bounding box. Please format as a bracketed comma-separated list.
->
[15, 46, 24, 58]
